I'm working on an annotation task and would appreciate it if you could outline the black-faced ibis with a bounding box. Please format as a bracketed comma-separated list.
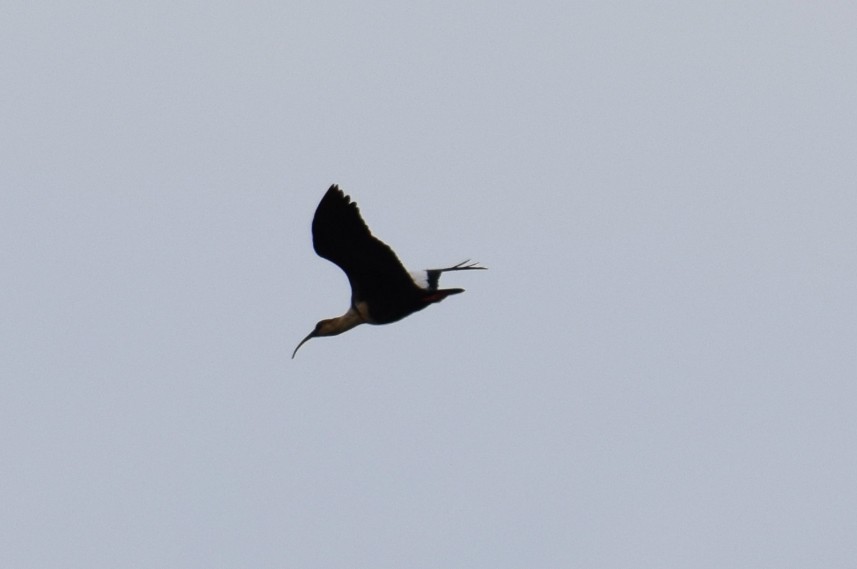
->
[293, 185, 485, 358]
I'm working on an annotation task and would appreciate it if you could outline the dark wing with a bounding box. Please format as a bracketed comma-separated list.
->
[312, 185, 418, 303]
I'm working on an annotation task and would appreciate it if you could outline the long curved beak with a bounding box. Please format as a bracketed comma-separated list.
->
[292, 331, 316, 359]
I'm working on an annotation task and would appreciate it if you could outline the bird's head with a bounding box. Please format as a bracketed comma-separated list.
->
[291, 318, 341, 359]
[292, 306, 367, 359]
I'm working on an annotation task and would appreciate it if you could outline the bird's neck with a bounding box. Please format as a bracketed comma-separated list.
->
[320, 305, 368, 336]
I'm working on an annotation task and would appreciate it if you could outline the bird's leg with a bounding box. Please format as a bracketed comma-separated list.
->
[420, 260, 486, 291]
[429, 260, 487, 272]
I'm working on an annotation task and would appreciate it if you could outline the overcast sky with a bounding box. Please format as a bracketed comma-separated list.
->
[2, 2, 855, 568]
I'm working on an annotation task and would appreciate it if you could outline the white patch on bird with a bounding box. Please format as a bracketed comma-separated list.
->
[409, 270, 430, 290]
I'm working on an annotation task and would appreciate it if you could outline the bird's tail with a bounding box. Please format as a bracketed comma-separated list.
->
[422, 288, 464, 304]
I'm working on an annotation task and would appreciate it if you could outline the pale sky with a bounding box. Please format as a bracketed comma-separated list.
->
[2, 2, 856, 568]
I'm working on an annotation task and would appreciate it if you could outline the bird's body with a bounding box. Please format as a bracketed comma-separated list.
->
[293, 185, 485, 358]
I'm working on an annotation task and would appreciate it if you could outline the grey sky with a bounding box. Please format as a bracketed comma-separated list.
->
[2, 2, 855, 568]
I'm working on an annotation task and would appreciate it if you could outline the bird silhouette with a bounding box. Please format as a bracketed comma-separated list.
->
[293, 184, 485, 358]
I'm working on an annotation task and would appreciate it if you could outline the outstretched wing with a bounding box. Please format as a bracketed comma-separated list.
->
[311, 185, 417, 303]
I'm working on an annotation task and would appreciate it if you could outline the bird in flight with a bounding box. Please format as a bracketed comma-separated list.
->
[293, 184, 485, 358]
